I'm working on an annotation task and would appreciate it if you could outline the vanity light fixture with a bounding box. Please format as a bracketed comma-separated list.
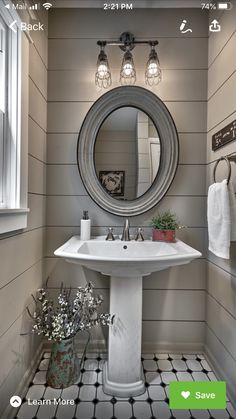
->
[95, 32, 161, 88]
[95, 42, 112, 89]
[145, 43, 162, 86]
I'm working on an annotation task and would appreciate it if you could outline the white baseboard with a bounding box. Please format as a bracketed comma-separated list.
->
[142, 341, 205, 353]
[204, 345, 236, 410]
[2, 342, 44, 419]
[44, 339, 204, 354]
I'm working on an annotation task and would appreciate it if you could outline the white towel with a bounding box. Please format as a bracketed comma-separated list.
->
[207, 179, 230, 259]
[228, 180, 236, 241]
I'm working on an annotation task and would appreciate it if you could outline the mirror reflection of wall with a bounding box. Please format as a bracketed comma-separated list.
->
[94, 107, 160, 201]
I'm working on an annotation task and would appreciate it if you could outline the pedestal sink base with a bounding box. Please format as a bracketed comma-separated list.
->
[104, 276, 145, 397]
[103, 362, 145, 397]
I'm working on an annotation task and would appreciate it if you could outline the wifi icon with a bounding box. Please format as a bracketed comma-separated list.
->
[43, 2, 52, 10]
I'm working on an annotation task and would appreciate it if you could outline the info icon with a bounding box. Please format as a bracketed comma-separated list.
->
[10, 395, 22, 408]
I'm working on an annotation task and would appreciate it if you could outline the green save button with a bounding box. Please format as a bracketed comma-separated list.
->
[169, 381, 226, 410]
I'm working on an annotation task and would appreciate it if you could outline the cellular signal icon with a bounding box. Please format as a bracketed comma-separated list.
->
[43, 2, 52, 10]
[29, 4, 39, 10]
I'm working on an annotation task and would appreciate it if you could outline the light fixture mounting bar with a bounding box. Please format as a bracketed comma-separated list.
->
[97, 32, 159, 51]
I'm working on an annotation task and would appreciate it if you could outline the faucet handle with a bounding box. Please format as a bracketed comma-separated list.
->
[106, 227, 115, 241]
[135, 228, 144, 241]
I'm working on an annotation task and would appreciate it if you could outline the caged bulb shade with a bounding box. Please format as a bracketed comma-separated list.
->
[145, 47, 162, 86]
[95, 49, 112, 89]
[120, 49, 136, 85]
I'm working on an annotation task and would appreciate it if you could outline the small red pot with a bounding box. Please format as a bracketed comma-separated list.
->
[152, 229, 176, 242]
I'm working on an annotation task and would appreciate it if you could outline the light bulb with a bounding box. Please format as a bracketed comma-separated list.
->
[123, 63, 133, 76]
[98, 63, 108, 77]
[147, 62, 158, 76]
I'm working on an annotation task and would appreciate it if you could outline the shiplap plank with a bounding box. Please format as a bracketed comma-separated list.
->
[48, 69, 207, 102]
[48, 38, 208, 71]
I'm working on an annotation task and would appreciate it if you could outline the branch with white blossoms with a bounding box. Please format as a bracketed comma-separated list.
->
[28, 282, 113, 342]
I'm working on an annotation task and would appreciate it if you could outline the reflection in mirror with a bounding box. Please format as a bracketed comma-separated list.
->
[94, 107, 161, 201]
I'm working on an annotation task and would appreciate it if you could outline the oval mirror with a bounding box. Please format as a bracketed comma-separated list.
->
[94, 107, 161, 201]
[77, 86, 179, 217]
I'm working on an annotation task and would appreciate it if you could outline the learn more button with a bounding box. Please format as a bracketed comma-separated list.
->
[169, 381, 226, 410]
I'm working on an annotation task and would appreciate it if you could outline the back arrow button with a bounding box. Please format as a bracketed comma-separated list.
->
[9, 20, 17, 33]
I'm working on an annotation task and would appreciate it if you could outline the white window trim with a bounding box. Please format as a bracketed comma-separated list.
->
[0, 16, 6, 206]
[0, 1, 30, 234]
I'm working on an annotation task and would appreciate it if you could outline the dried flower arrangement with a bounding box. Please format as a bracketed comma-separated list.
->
[27, 282, 113, 342]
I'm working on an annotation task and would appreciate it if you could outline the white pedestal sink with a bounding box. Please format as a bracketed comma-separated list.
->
[55, 236, 201, 397]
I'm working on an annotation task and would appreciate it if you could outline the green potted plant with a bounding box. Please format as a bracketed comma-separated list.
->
[150, 211, 182, 242]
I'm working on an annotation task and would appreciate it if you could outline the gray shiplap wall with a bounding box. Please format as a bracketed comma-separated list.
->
[46, 8, 208, 352]
[205, 5, 236, 406]
[0, 7, 48, 417]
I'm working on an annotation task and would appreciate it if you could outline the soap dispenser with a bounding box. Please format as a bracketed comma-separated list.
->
[80, 211, 91, 241]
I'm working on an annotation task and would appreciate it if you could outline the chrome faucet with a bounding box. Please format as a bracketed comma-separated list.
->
[121, 218, 131, 241]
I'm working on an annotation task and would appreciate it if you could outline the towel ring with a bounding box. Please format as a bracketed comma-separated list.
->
[213, 156, 231, 185]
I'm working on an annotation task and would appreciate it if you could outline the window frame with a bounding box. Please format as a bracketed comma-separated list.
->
[0, 16, 7, 207]
[0, 1, 29, 234]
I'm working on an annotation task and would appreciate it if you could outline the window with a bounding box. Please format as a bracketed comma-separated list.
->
[0, 2, 29, 234]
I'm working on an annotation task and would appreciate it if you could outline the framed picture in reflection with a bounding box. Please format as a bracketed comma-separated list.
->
[99, 171, 125, 196]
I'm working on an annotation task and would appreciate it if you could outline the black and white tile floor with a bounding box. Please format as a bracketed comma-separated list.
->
[16, 352, 236, 419]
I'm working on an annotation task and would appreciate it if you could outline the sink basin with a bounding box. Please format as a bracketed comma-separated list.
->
[55, 235, 201, 397]
[54, 235, 201, 277]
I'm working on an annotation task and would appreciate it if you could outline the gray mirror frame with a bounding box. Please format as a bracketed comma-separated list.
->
[77, 86, 179, 217]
